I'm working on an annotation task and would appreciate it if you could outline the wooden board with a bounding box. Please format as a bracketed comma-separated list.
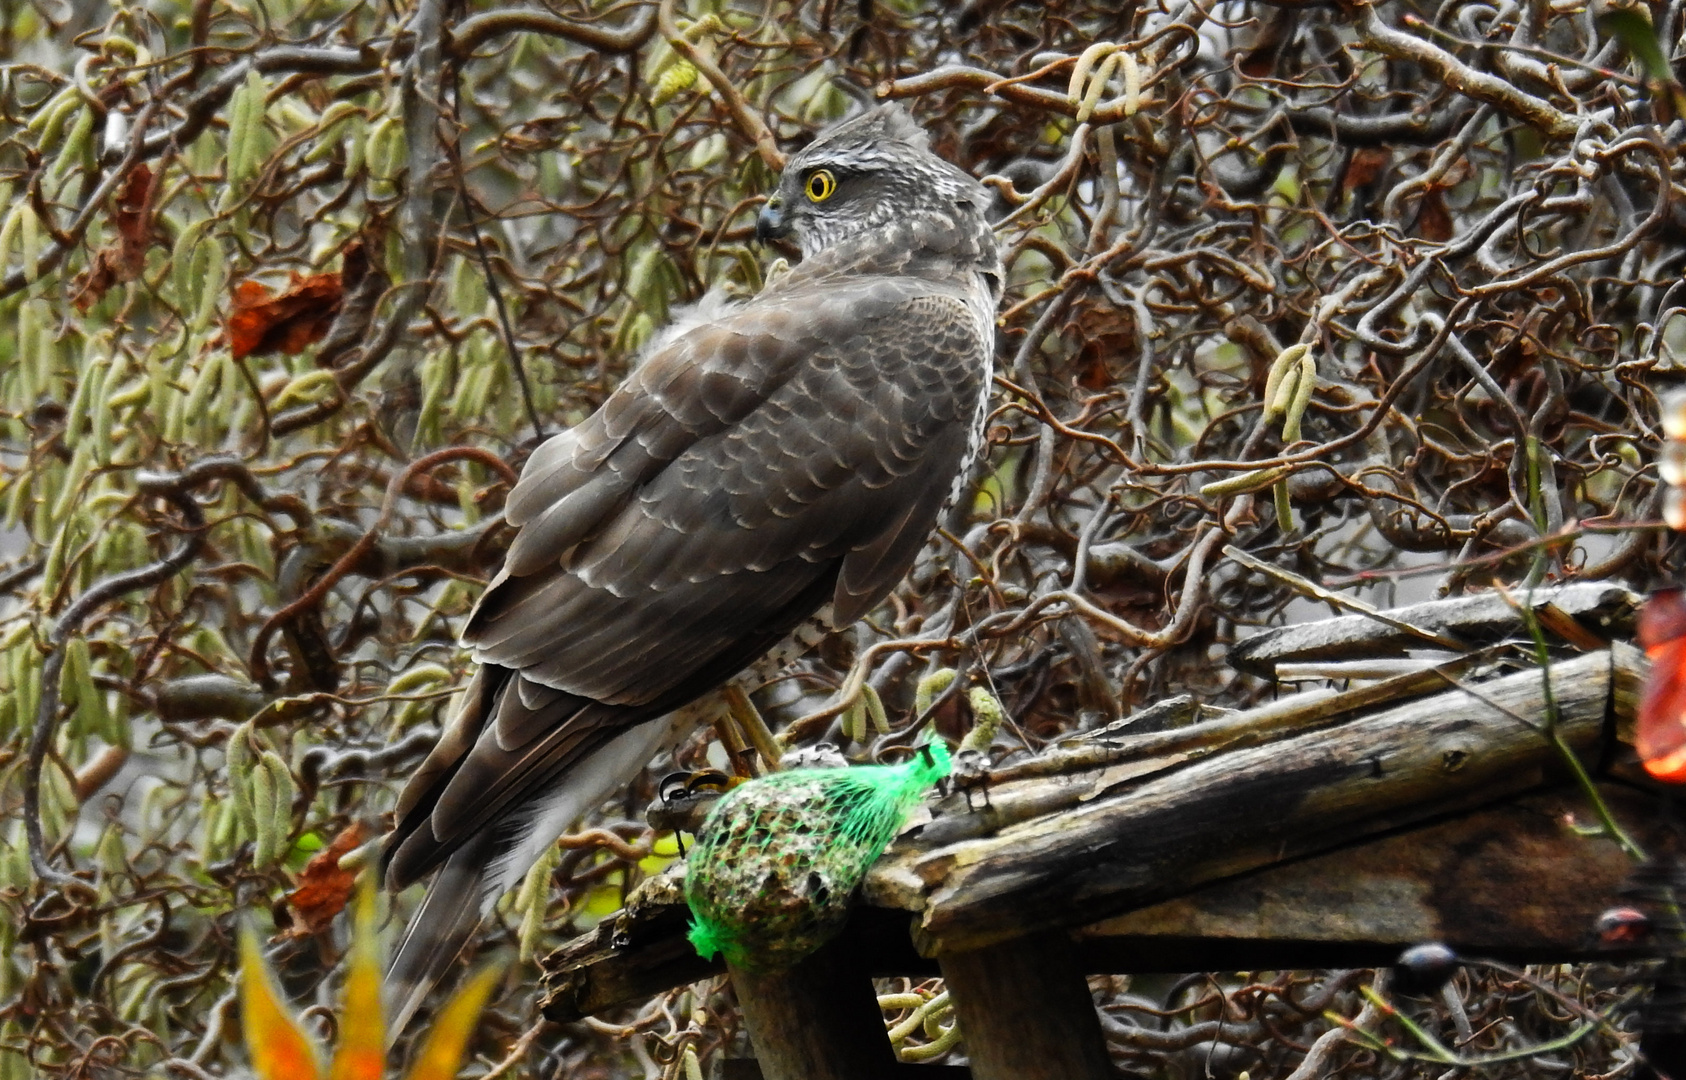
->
[878, 648, 1638, 953]
[1074, 784, 1669, 971]
[539, 645, 1653, 1022]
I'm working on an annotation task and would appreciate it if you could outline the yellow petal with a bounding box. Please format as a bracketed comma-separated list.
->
[239, 924, 323, 1080]
[328, 876, 386, 1080]
[402, 963, 503, 1080]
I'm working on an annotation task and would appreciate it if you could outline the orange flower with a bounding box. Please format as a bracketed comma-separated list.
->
[1639, 588, 1686, 783]
[240, 877, 502, 1080]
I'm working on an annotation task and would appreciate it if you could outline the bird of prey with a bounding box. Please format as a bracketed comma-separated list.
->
[380, 103, 1003, 1031]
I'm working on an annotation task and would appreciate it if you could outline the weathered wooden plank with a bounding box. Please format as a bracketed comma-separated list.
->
[899, 661, 1478, 852]
[539, 896, 723, 1023]
[1226, 581, 1637, 676]
[892, 648, 1627, 953]
[728, 938, 901, 1080]
[1073, 786, 1661, 968]
[539, 645, 1648, 1019]
[539, 905, 934, 1024]
[939, 932, 1113, 1080]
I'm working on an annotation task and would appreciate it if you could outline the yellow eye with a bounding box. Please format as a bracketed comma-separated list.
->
[804, 169, 837, 202]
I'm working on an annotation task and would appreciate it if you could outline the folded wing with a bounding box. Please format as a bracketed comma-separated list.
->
[382, 276, 987, 897]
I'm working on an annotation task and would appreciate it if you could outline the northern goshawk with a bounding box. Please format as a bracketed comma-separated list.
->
[381, 103, 1003, 1030]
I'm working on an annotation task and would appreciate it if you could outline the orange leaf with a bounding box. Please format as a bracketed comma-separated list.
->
[328, 877, 385, 1080]
[1638, 589, 1686, 781]
[403, 963, 504, 1080]
[240, 924, 324, 1080]
[227, 270, 344, 360]
[283, 822, 368, 939]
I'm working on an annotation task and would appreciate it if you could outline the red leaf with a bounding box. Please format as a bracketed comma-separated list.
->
[226, 271, 344, 360]
[71, 256, 118, 315]
[1416, 187, 1454, 243]
[1342, 148, 1391, 192]
[280, 822, 367, 939]
[71, 165, 159, 313]
[114, 164, 155, 247]
[1638, 589, 1686, 781]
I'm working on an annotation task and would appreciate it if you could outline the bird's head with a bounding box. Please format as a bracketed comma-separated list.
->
[756, 104, 991, 260]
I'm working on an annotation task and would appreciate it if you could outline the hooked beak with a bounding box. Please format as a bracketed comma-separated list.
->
[755, 197, 790, 245]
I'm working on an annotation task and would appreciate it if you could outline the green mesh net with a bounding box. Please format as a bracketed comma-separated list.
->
[684, 742, 952, 970]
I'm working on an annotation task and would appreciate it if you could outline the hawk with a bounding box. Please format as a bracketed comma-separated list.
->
[381, 104, 1003, 1030]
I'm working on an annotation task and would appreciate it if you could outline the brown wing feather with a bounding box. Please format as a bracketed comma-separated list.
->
[382, 277, 986, 891]
[468, 282, 983, 700]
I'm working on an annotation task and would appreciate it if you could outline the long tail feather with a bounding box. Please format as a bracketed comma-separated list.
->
[382, 706, 707, 1045]
[384, 840, 491, 1046]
